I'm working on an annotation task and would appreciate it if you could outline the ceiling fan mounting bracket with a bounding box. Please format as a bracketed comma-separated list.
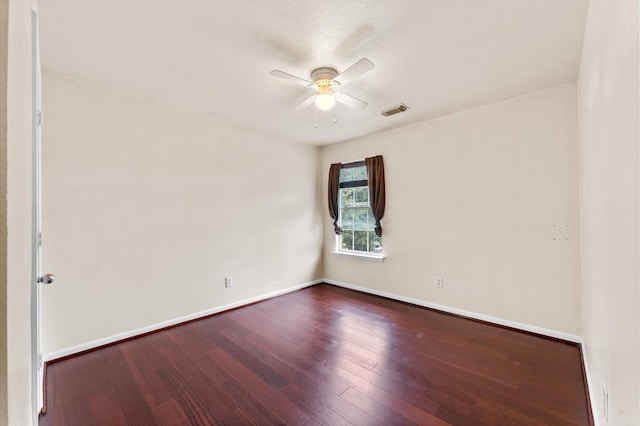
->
[311, 67, 338, 81]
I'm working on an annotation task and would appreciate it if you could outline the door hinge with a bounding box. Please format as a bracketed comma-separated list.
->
[38, 231, 43, 247]
[38, 353, 44, 369]
[37, 110, 43, 127]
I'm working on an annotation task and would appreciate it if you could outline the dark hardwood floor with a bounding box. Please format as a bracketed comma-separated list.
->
[39, 284, 591, 425]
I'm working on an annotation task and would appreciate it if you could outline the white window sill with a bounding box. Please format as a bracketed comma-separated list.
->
[331, 251, 385, 262]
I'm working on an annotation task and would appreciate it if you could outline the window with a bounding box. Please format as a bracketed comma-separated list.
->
[338, 162, 382, 254]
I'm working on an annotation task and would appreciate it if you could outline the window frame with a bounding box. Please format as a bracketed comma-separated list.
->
[335, 161, 384, 260]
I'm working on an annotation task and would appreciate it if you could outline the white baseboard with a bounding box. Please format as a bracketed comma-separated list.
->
[580, 344, 600, 425]
[44, 277, 581, 356]
[43, 279, 322, 362]
[323, 279, 582, 343]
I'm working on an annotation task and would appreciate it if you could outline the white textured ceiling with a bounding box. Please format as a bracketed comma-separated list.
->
[39, 0, 588, 145]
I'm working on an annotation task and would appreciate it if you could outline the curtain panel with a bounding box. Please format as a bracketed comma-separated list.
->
[328, 163, 343, 235]
[365, 155, 385, 237]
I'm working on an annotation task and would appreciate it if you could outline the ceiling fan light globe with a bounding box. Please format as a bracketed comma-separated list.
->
[315, 93, 336, 111]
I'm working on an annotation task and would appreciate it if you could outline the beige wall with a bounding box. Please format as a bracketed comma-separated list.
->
[4, 0, 34, 424]
[40, 72, 323, 354]
[0, 0, 9, 421]
[578, 0, 640, 423]
[321, 84, 582, 336]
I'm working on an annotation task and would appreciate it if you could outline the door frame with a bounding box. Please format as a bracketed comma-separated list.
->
[30, 9, 43, 421]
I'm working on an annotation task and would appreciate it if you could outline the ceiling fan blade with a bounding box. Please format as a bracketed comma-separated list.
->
[335, 91, 368, 110]
[290, 94, 316, 112]
[334, 58, 374, 86]
[269, 70, 313, 87]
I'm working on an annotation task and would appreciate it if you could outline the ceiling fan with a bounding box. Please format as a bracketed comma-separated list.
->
[269, 58, 374, 112]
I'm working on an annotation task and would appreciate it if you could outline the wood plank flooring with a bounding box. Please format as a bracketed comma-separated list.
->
[39, 284, 591, 425]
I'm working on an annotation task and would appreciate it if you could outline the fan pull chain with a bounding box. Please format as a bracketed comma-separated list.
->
[314, 105, 319, 128]
[313, 106, 338, 128]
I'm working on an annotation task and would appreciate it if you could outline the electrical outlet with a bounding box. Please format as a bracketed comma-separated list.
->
[603, 385, 608, 422]
[225, 276, 233, 288]
[435, 277, 443, 288]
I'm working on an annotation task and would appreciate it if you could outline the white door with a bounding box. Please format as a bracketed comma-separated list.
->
[31, 10, 54, 421]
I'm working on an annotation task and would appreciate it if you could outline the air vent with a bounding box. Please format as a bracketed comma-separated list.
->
[381, 104, 409, 117]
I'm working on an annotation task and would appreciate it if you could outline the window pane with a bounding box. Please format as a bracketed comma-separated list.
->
[353, 231, 368, 252]
[341, 208, 354, 228]
[353, 208, 370, 230]
[368, 211, 376, 227]
[340, 164, 367, 184]
[339, 168, 354, 183]
[340, 188, 354, 207]
[369, 231, 382, 253]
[341, 230, 354, 251]
[353, 165, 368, 181]
[354, 187, 369, 206]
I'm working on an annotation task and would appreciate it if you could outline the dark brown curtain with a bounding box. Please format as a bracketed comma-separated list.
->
[365, 156, 385, 237]
[328, 163, 343, 235]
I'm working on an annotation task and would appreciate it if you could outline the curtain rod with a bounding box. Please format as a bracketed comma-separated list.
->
[341, 158, 365, 165]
